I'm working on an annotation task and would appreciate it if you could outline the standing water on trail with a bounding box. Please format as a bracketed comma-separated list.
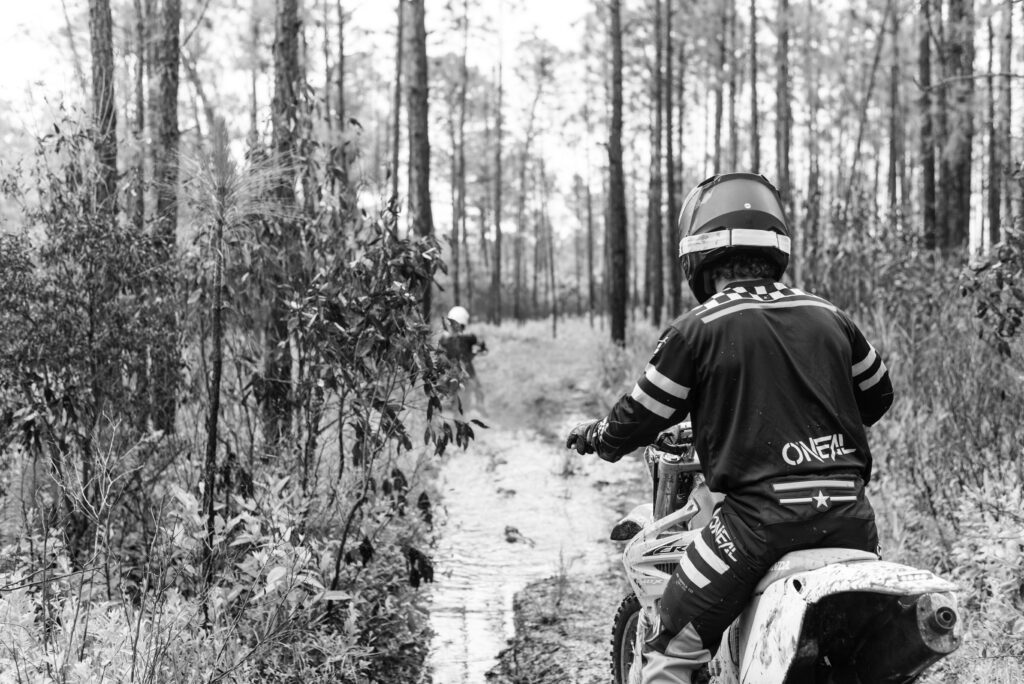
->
[425, 424, 635, 683]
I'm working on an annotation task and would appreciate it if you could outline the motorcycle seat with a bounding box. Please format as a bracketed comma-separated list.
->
[753, 547, 879, 596]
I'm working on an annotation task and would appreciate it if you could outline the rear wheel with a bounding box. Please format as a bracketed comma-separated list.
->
[611, 593, 642, 684]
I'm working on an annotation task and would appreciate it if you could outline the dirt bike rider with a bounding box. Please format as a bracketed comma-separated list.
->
[566, 173, 893, 684]
[439, 305, 487, 403]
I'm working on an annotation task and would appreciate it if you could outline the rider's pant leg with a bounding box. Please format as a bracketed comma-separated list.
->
[642, 503, 770, 683]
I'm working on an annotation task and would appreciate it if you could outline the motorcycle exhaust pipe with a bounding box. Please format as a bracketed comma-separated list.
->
[854, 591, 961, 682]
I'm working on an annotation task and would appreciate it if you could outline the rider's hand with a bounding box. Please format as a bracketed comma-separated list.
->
[566, 419, 604, 455]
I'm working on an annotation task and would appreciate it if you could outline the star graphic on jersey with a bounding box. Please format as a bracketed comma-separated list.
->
[813, 491, 830, 510]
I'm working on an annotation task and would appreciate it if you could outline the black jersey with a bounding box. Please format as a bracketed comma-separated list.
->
[596, 280, 893, 493]
[439, 331, 481, 376]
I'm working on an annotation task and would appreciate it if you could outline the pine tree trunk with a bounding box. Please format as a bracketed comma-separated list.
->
[150, 0, 181, 434]
[406, 0, 435, 318]
[264, 0, 301, 448]
[664, 0, 679, 319]
[151, 0, 181, 249]
[998, 0, 1013, 231]
[391, 0, 403, 202]
[749, 0, 760, 172]
[919, 1, 937, 249]
[775, 0, 792, 209]
[491, 60, 504, 324]
[647, 0, 664, 327]
[608, 0, 628, 345]
[727, 0, 738, 171]
[89, 0, 117, 212]
[336, 0, 349, 190]
[131, 0, 146, 232]
[713, 4, 726, 174]
[804, 2, 821, 262]
[888, 7, 902, 224]
[986, 16, 1000, 250]
[946, 0, 975, 250]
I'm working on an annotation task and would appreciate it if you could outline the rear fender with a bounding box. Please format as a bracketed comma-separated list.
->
[737, 561, 959, 683]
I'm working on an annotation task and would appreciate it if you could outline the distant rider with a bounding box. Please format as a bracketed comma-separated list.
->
[439, 305, 487, 407]
[566, 173, 893, 683]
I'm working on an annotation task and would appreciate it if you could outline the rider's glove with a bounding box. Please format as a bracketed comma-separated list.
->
[566, 419, 606, 455]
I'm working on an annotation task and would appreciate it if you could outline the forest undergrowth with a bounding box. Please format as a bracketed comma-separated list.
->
[0, 123, 477, 684]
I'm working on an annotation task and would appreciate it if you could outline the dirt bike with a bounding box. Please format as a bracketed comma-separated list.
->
[610, 424, 963, 684]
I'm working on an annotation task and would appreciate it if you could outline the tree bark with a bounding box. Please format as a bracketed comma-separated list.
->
[945, 0, 975, 250]
[89, 0, 117, 213]
[888, 6, 903, 224]
[491, 59, 504, 324]
[336, 1, 349, 190]
[998, 0, 1013, 233]
[406, 0, 435, 318]
[919, 1, 937, 249]
[647, 0, 664, 327]
[749, 0, 760, 172]
[131, 0, 146, 232]
[775, 0, 792, 210]
[727, 0, 738, 171]
[264, 0, 302, 447]
[391, 0, 404, 202]
[713, 4, 726, 174]
[151, 0, 181, 250]
[985, 17, 999, 250]
[664, 0, 679, 319]
[608, 0, 628, 345]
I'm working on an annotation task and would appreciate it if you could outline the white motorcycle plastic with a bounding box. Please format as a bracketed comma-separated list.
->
[610, 426, 963, 684]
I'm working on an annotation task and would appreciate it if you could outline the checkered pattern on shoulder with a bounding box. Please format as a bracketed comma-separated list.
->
[694, 282, 837, 324]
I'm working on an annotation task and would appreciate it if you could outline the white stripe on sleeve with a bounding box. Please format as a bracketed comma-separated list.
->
[852, 346, 877, 376]
[630, 385, 676, 418]
[858, 362, 888, 391]
[644, 364, 690, 399]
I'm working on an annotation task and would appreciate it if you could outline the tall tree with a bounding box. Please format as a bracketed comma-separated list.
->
[391, 0, 403, 202]
[986, 16, 1000, 248]
[130, 0, 146, 232]
[997, 0, 1013, 232]
[887, 5, 905, 225]
[264, 0, 302, 447]
[726, 0, 739, 170]
[608, 0, 628, 345]
[665, 0, 680, 318]
[775, 0, 792, 210]
[455, 0, 470, 305]
[918, 0, 937, 248]
[749, 0, 760, 171]
[406, 0, 435, 318]
[646, 0, 664, 327]
[713, 3, 727, 173]
[89, 0, 117, 211]
[151, 0, 181, 248]
[944, 0, 975, 249]
[335, 0, 349, 189]
[491, 58, 504, 324]
[149, 0, 181, 433]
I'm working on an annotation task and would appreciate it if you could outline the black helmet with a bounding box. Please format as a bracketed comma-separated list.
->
[678, 173, 791, 303]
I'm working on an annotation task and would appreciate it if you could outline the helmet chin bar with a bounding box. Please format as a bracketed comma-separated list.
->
[679, 228, 792, 257]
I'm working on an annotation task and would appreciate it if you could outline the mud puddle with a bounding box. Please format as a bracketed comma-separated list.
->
[425, 425, 634, 683]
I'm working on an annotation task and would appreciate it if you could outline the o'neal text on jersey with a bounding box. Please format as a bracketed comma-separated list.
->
[782, 433, 856, 467]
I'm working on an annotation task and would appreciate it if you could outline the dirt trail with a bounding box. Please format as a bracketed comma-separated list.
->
[424, 319, 651, 683]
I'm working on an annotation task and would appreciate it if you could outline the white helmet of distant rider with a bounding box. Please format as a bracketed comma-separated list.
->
[678, 173, 791, 303]
[447, 305, 470, 328]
